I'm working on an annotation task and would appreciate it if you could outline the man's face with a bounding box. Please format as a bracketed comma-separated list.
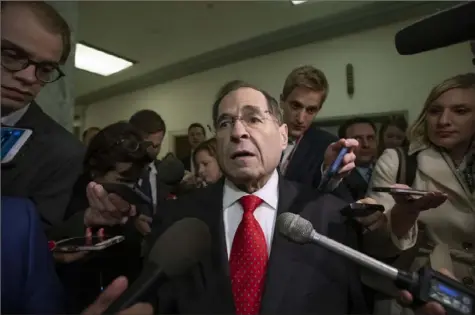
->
[345, 123, 377, 166]
[215, 88, 288, 187]
[281, 86, 324, 139]
[1, 4, 64, 112]
[188, 126, 206, 149]
[144, 131, 164, 159]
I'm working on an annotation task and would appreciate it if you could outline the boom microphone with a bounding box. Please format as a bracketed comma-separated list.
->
[157, 155, 185, 185]
[104, 218, 211, 313]
[277, 213, 475, 315]
[395, 2, 475, 55]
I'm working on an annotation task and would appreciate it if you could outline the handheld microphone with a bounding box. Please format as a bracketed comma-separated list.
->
[157, 156, 185, 185]
[104, 217, 211, 314]
[277, 213, 475, 315]
[395, 2, 475, 55]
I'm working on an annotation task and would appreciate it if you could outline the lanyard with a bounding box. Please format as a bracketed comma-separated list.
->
[281, 136, 302, 174]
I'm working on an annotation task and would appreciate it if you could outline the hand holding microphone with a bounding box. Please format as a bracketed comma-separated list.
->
[277, 212, 475, 315]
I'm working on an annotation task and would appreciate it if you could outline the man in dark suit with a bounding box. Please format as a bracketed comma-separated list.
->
[129, 110, 170, 235]
[338, 117, 378, 200]
[1, 197, 65, 314]
[278, 66, 357, 199]
[146, 80, 368, 314]
[180, 122, 207, 172]
[1, 1, 84, 235]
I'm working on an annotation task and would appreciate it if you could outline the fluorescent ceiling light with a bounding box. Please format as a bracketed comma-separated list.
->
[291, 0, 308, 5]
[75, 43, 134, 76]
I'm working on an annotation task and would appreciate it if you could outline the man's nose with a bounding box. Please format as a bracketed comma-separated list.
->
[230, 119, 249, 142]
[296, 110, 305, 123]
[13, 65, 38, 85]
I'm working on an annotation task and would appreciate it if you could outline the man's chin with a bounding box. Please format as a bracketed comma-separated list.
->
[1, 98, 29, 113]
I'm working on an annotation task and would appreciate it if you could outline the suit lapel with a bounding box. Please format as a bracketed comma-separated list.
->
[200, 179, 235, 313]
[260, 178, 301, 314]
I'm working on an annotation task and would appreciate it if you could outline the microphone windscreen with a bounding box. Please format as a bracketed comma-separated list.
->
[157, 155, 185, 185]
[395, 2, 475, 55]
[276, 212, 314, 244]
[148, 217, 211, 277]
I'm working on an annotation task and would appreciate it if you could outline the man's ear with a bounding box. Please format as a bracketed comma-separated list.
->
[279, 123, 288, 151]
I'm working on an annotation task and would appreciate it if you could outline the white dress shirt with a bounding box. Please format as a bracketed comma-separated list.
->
[149, 162, 158, 208]
[222, 170, 279, 258]
[1, 104, 30, 126]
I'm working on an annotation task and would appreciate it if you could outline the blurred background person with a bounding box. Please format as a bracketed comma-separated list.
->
[378, 117, 408, 154]
[193, 137, 222, 187]
[181, 122, 207, 172]
[82, 127, 100, 147]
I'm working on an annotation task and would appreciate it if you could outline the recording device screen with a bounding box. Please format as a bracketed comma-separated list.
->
[429, 278, 473, 314]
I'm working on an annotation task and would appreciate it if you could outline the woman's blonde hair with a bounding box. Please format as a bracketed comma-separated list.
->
[192, 138, 218, 173]
[408, 73, 475, 145]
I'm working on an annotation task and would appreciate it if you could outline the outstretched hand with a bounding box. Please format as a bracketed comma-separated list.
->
[82, 277, 153, 315]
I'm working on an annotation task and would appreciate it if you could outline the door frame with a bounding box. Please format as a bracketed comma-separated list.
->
[169, 129, 189, 155]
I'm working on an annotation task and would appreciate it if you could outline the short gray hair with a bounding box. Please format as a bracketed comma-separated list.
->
[212, 80, 282, 127]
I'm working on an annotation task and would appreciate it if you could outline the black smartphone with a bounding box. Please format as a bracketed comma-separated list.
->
[101, 182, 152, 205]
[340, 203, 385, 217]
[53, 235, 125, 253]
[372, 187, 430, 196]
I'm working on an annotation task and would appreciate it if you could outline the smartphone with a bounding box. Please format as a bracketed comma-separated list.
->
[340, 203, 385, 217]
[372, 187, 430, 196]
[101, 182, 152, 205]
[1, 127, 33, 164]
[53, 235, 125, 253]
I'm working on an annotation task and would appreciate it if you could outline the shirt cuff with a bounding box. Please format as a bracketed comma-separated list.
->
[319, 163, 343, 192]
[387, 213, 419, 251]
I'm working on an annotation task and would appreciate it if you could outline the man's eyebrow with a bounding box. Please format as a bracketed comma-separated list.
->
[1, 39, 60, 65]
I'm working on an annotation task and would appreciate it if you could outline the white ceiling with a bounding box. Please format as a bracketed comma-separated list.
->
[75, 1, 372, 98]
[75, 1, 455, 105]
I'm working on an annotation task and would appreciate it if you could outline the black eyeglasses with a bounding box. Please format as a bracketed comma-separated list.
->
[1, 48, 64, 83]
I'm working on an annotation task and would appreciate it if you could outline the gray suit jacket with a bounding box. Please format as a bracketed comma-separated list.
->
[1, 102, 85, 236]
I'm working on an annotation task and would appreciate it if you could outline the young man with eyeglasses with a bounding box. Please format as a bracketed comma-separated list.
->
[1, 1, 84, 236]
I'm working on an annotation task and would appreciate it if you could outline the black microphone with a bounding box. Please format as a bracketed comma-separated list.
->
[395, 2, 475, 55]
[156, 155, 185, 185]
[104, 217, 211, 314]
[277, 212, 475, 315]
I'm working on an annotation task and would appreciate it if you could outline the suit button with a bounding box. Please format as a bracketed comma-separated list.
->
[462, 242, 473, 251]
[462, 277, 474, 287]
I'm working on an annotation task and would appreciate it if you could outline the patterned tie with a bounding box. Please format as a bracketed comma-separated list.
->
[229, 195, 268, 315]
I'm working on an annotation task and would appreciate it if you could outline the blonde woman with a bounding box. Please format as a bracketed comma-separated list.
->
[365, 73, 475, 314]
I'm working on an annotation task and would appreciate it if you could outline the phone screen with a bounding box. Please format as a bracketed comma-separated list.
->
[2, 128, 24, 160]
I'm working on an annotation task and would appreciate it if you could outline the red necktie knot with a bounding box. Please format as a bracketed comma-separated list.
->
[239, 195, 263, 215]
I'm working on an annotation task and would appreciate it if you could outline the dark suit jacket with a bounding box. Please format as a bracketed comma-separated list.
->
[1, 197, 65, 314]
[343, 170, 369, 201]
[1, 102, 85, 235]
[147, 177, 368, 314]
[283, 125, 353, 201]
[180, 154, 192, 172]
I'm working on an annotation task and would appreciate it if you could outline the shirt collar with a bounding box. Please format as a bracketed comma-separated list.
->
[149, 161, 157, 174]
[223, 169, 279, 210]
[1, 103, 30, 126]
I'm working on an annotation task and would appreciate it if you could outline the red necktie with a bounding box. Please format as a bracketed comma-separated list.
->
[229, 195, 268, 315]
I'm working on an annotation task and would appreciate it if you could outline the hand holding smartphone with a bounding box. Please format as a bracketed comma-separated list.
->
[53, 235, 125, 253]
[372, 186, 430, 196]
[372, 185, 447, 212]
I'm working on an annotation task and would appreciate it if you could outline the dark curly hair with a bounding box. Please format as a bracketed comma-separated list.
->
[84, 121, 151, 182]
